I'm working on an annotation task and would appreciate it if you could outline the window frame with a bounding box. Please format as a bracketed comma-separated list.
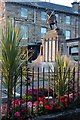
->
[65, 30, 71, 40]
[21, 8, 28, 18]
[41, 27, 47, 39]
[69, 46, 78, 55]
[66, 16, 71, 25]
[41, 11, 47, 21]
[21, 25, 28, 39]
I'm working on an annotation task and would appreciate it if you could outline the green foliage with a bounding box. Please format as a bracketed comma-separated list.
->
[2, 21, 32, 99]
[54, 54, 73, 97]
[23, 94, 32, 101]
[2, 22, 22, 91]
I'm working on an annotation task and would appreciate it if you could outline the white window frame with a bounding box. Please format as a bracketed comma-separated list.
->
[21, 8, 28, 18]
[41, 11, 47, 21]
[65, 30, 71, 39]
[66, 16, 70, 25]
[41, 27, 47, 39]
[71, 47, 78, 54]
[21, 25, 28, 39]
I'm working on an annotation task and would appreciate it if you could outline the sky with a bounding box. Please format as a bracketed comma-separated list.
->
[40, 0, 80, 7]
[5, 0, 80, 7]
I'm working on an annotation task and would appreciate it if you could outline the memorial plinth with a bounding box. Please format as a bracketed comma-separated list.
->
[29, 28, 66, 71]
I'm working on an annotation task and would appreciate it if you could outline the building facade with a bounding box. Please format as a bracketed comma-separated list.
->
[5, 2, 80, 43]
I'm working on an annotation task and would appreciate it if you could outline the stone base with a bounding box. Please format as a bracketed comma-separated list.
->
[34, 108, 80, 120]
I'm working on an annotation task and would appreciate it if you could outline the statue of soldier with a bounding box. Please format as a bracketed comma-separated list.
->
[46, 9, 57, 30]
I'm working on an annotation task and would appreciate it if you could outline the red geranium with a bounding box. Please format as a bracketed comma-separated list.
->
[2, 106, 6, 111]
[45, 105, 52, 110]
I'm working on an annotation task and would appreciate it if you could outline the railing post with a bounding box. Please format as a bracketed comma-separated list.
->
[53, 67, 56, 98]
[14, 70, 17, 108]
[43, 67, 44, 111]
[7, 72, 10, 115]
[63, 68, 65, 95]
[37, 67, 39, 114]
[48, 67, 50, 102]
[20, 67, 22, 113]
[72, 67, 75, 102]
[26, 64, 28, 109]
[68, 67, 70, 102]
[32, 67, 34, 116]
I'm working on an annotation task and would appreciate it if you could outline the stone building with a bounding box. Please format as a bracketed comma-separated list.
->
[4, 1, 80, 42]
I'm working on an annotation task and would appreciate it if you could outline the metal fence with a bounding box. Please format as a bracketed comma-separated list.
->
[1, 66, 80, 119]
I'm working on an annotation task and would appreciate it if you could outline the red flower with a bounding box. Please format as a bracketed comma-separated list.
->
[43, 99, 47, 104]
[49, 106, 53, 110]
[60, 97, 64, 103]
[14, 111, 20, 116]
[11, 99, 20, 107]
[45, 105, 52, 110]
[34, 101, 38, 107]
[2, 106, 6, 111]
[38, 97, 42, 101]
[53, 103, 57, 107]
[57, 106, 61, 109]
[49, 102, 57, 107]
[21, 100, 25, 104]
[64, 97, 68, 103]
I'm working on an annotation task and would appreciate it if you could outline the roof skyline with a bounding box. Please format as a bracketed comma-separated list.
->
[6, 1, 80, 14]
[40, 0, 79, 7]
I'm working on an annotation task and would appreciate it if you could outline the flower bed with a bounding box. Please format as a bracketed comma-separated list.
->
[1, 88, 80, 120]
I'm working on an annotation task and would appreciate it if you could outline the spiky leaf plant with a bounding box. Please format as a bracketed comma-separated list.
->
[55, 54, 74, 97]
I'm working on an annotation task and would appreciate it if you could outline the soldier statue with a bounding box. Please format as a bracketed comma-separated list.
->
[46, 9, 57, 30]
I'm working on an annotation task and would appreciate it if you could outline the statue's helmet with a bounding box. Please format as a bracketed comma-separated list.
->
[46, 8, 53, 15]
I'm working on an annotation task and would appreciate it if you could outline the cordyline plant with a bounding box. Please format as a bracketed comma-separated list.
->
[1, 22, 31, 98]
[54, 54, 74, 97]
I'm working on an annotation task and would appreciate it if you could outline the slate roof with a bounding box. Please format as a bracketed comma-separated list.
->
[6, 1, 80, 15]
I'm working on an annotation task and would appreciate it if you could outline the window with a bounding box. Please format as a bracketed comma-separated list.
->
[71, 47, 78, 54]
[34, 9, 37, 23]
[21, 25, 28, 39]
[41, 27, 47, 39]
[21, 8, 28, 17]
[41, 11, 47, 20]
[55, 14, 58, 22]
[65, 30, 71, 39]
[66, 16, 70, 24]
